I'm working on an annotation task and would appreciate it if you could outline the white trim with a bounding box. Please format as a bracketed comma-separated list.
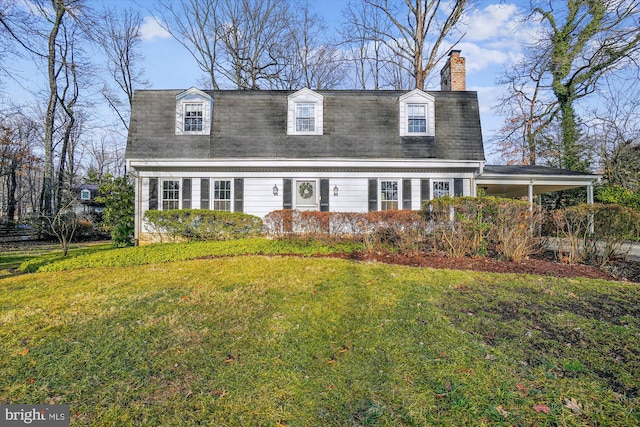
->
[128, 158, 484, 170]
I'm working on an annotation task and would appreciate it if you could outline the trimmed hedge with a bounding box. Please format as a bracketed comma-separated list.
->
[144, 209, 262, 242]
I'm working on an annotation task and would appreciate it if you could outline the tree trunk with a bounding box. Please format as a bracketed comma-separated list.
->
[42, 1, 66, 216]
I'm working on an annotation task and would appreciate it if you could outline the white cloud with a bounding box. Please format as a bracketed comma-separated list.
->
[140, 16, 171, 41]
[462, 3, 521, 42]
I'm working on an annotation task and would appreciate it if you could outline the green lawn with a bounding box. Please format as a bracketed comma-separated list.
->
[1, 248, 638, 425]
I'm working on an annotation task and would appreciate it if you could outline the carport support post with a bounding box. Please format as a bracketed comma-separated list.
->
[528, 180, 534, 212]
[587, 183, 594, 234]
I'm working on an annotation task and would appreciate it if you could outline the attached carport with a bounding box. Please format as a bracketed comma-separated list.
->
[476, 165, 601, 205]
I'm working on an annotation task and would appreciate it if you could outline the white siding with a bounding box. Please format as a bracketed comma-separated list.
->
[244, 178, 284, 218]
[329, 178, 369, 212]
[192, 178, 201, 209]
[411, 178, 422, 210]
[463, 178, 471, 197]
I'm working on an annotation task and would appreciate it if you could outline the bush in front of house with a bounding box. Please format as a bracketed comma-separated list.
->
[143, 209, 263, 242]
[549, 203, 640, 266]
[420, 196, 546, 261]
[263, 209, 427, 252]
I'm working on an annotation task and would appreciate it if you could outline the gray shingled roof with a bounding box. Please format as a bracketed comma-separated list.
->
[126, 90, 485, 161]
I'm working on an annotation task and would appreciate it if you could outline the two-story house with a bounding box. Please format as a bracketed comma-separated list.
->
[126, 51, 599, 244]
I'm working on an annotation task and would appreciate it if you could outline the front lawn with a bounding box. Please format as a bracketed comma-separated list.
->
[1, 254, 638, 425]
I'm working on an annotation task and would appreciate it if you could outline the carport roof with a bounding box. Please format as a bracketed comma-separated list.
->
[477, 165, 601, 198]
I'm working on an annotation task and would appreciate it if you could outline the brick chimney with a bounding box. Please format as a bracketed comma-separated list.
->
[440, 50, 466, 91]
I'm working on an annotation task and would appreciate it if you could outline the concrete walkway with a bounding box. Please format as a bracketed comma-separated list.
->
[547, 238, 640, 262]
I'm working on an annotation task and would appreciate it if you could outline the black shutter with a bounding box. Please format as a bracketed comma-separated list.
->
[182, 178, 191, 209]
[420, 179, 431, 205]
[454, 178, 464, 197]
[402, 179, 412, 210]
[149, 178, 158, 211]
[234, 178, 244, 212]
[368, 179, 378, 212]
[201, 178, 210, 210]
[320, 179, 329, 212]
[283, 179, 292, 209]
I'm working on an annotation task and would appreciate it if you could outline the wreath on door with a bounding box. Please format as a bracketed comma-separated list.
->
[299, 182, 314, 199]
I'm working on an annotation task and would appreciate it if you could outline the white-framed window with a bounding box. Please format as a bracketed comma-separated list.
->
[184, 103, 203, 132]
[407, 104, 426, 133]
[432, 180, 452, 199]
[213, 180, 232, 211]
[399, 89, 435, 136]
[295, 103, 315, 132]
[380, 180, 399, 211]
[80, 189, 91, 200]
[175, 87, 212, 135]
[287, 88, 323, 135]
[162, 180, 180, 210]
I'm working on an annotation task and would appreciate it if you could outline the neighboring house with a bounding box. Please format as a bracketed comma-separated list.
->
[125, 50, 599, 244]
[74, 184, 104, 217]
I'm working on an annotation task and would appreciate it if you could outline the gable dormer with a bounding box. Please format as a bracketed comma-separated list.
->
[287, 88, 323, 136]
[398, 89, 435, 137]
[175, 87, 213, 136]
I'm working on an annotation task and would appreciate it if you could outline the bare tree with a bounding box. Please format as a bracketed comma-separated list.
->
[216, 0, 290, 89]
[349, 0, 469, 90]
[99, 7, 148, 130]
[279, 1, 346, 89]
[0, 114, 40, 225]
[493, 48, 557, 165]
[156, 0, 221, 89]
[587, 76, 640, 191]
[341, 0, 390, 89]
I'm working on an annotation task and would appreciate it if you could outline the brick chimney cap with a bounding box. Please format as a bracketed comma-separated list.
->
[448, 49, 462, 56]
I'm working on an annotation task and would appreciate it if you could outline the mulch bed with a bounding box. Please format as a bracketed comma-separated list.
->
[324, 251, 640, 283]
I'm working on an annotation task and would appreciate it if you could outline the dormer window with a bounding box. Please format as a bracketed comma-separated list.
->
[399, 89, 435, 137]
[288, 88, 323, 135]
[80, 189, 91, 200]
[175, 87, 212, 135]
[184, 103, 203, 132]
[296, 103, 315, 132]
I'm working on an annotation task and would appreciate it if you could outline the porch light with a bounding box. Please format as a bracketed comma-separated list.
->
[333, 185, 339, 196]
[273, 184, 278, 196]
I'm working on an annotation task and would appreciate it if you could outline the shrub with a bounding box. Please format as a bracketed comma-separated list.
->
[550, 203, 640, 266]
[263, 210, 426, 252]
[96, 174, 135, 247]
[595, 185, 640, 211]
[144, 209, 262, 242]
[420, 196, 545, 261]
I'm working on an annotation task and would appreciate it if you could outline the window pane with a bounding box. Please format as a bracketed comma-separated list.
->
[407, 104, 426, 133]
[380, 180, 398, 211]
[433, 181, 450, 199]
[184, 103, 203, 132]
[162, 180, 180, 210]
[213, 180, 232, 211]
[296, 103, 315, 132]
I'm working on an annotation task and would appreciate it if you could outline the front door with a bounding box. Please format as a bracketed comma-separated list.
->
[295, 180, 318, 211]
